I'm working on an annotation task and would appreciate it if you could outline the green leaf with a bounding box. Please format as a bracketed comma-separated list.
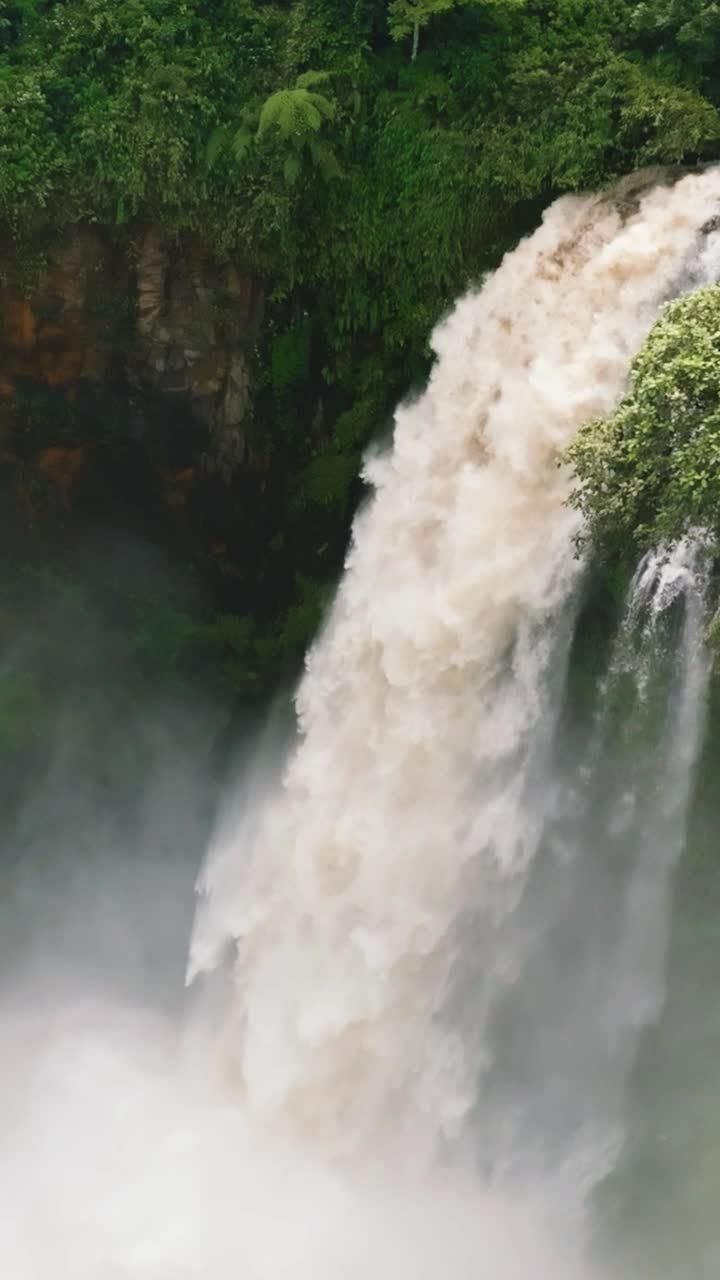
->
[231, 124, 253, 163]
[283, 151, 302, 184]
[205, 124, 230, 173]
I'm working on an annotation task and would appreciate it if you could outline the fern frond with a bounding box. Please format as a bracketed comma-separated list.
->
[257, 87, 335, 142]
[205, 124, 230, 172]
[232, 125, 253, 162]
[283, 152, 302, 184]
[308, 139, 341, 180]
[295, 70, 332, 90]
[305, 91, 335, 122]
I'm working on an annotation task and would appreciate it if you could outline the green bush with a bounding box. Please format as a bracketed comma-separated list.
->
[566, 285, 720, 556]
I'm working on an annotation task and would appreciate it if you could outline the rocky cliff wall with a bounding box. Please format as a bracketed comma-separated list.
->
[0, 225, 264, 531]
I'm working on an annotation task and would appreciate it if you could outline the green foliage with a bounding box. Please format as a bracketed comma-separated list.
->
[128, 583, 332, 693]
[270, 319, 312, 398]
[388, 0, 458, 58]
[258, 74, 334, 142]
[293, 448, 357, 508]
[0, 65, 64, 228]
[388, 0, 522, 60]
[633, 0, 720, 67]
[0, 0, 716, 246]
[566, 285, 720, 556]
[206, 71, 340, 187]
[256, 72, 339, 184]
[705, 605, 720, 652]
[2, 0, 720, 691]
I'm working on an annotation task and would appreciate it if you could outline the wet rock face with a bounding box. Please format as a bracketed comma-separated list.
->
[0, 224, 268, 593]
[0, 229, 119, 392]
[0, 224, 263, 480]
[132, 228, 263, 475]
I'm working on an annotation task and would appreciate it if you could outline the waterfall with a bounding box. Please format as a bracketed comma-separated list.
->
[4, 169, 720, 1279]
[189, 170, 720, 1162]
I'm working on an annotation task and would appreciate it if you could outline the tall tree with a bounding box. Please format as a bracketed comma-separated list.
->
[388, 0, 521, 61]
[388, 0, 455, 61]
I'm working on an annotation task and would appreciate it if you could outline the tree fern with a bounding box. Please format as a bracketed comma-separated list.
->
[256, 85, 335, 143]
[206, 72, 339, 184]
[255, 72, 340, 184]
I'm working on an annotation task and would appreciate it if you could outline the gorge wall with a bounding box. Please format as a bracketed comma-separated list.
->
[0, 226, 263, 546]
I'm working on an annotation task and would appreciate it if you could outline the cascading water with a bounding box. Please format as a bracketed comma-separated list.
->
[3, 168, 720, 1279]
[189, 170, 720, 1153]
[469, 537, 712, 1218]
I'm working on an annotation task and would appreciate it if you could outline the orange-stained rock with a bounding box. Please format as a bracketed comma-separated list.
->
[162, 466, 195, 511]
[44, 267, 76, 299]
[37, 446, 85, 493]
[4, 298, 37, 353]
[37, 323, 69, 346]
[0, 224, 262, 479]
[39, 346, 84, 386]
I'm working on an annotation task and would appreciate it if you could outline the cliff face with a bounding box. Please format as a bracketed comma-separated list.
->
[0, 224, 357, 698]
[0, 226, 264, 534]
[132, 229, 263, 475]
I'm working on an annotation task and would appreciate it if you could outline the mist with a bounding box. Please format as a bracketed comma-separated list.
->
[0, 588, 602, 1279]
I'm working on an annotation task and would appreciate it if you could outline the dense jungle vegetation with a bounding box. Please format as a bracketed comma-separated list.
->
[3, 0, 720, 762]
[3, 0, 720, 349]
